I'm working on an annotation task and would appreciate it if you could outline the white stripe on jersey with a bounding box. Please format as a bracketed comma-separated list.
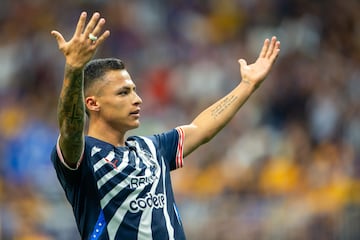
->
[96, 151, 130, 189]
[161, 157, 175, 240]
[107, 183, 144, 239]
[137, 169, 161, 239]
[106, 137, 162, 240]
[93, 150, 115, 172]
[99, 151, 142, 209]
[137, 137, 161, 239]
[100, 167, 142, 208]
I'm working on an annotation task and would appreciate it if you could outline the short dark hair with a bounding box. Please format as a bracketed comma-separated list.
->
[84, 58, 126, 92]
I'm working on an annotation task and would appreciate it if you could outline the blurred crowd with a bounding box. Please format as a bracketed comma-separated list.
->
[0, 0, 359, 239]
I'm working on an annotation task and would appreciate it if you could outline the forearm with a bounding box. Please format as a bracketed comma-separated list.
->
[181, 81, 257, 156]
[192, 81, 256, 142]
[192, 36, 280, 141]
[57, 64, 85, 165]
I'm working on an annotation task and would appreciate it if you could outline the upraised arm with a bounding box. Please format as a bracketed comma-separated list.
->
[51, 12, 110, 168]
[179, 37, 280, 157]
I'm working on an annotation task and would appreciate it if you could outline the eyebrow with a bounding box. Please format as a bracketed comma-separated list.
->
[117, 85, 136, 91]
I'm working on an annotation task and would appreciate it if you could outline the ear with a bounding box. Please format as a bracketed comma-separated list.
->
[85, 96, 100, 113]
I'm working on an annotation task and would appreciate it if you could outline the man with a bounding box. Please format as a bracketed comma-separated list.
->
[50, 11, 280, 240]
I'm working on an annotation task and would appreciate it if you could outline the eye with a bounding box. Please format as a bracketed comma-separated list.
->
[117, 89, 129, 96]
[116, 86, 136, 96]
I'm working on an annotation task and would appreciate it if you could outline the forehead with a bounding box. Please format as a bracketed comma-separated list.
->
[104, 69, 132, 83]
[89, 69, 135, 97]
[102, 69, 135, 88]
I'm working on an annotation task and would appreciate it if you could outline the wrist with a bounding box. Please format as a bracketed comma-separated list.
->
[65, 63, 84, 73]
[239, 78, 258, 93]
[64, 64, 84, 84]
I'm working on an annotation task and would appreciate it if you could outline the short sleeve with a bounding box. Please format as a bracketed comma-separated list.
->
[147, 128, 184, 171]
[50, 136, 84, 187]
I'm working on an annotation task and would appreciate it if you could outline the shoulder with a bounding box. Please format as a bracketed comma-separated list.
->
[127, 129, 179, 143]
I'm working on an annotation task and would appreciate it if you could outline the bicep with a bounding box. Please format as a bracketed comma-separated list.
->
[178, 123, 210, 157]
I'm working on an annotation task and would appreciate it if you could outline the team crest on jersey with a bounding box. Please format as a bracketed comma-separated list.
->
[129, 148, 160, 189]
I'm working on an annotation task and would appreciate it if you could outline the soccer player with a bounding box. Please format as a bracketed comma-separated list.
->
[50, 11, 280, 240]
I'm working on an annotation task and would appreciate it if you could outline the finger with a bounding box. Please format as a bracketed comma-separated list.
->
[259, 38, 270, 58]
[83, 12, 101, 37]
[93, 30, 111, 46]
[91, 18, 106, 38]
[265, 36, 277, 59]
[238, 59, 247, 71]
[51, 30, 65, 47]
[270, 41, 281, 62]
[74, 12, 87, 37]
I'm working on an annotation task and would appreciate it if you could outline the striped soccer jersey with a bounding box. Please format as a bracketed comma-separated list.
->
[51, 128, 186, 240]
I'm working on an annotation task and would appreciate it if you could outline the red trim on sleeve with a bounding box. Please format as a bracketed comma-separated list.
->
[175, 127, 184, 169]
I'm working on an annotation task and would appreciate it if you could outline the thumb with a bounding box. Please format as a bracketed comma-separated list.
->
[238, 59, 247, 69]
[50, 30, 65, 46]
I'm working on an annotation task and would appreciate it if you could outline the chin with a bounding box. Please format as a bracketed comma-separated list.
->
[129, 121, 140, 129]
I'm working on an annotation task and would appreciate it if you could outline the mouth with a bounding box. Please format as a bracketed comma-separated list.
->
[129, 109, 140, 117]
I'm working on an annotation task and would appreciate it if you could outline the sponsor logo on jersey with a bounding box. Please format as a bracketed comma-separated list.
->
[130, 170, 158, 189]
[129, 193, 165, 213]
[105, 158, 119, 169]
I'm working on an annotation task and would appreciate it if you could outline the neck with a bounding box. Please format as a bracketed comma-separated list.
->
[87, 120, 127, 147]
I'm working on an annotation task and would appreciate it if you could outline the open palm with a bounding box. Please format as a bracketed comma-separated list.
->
[51, 12, 110, 68]
[239, 37, 280, 89]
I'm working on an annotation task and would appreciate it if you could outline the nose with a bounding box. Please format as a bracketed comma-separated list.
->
[134, 92, 142, 105]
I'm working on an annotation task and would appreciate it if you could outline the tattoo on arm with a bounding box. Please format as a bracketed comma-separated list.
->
[58, 66, 84, 130]
[70, 103, 82, 124]
[58, 65, 85, 164]
[211, 95, 238, 119]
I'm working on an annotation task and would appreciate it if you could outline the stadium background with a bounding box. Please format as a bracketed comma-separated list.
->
[0, 0, 359, 239]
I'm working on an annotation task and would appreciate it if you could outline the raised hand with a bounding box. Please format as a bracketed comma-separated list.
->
[238, 36, 280, 89]
[51, 12, 110, 68]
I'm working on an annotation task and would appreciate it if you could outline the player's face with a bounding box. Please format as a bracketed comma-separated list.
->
[95, 69, 142, 131]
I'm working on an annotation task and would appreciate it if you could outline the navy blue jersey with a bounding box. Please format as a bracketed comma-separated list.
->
[51, 128, 186, 240]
